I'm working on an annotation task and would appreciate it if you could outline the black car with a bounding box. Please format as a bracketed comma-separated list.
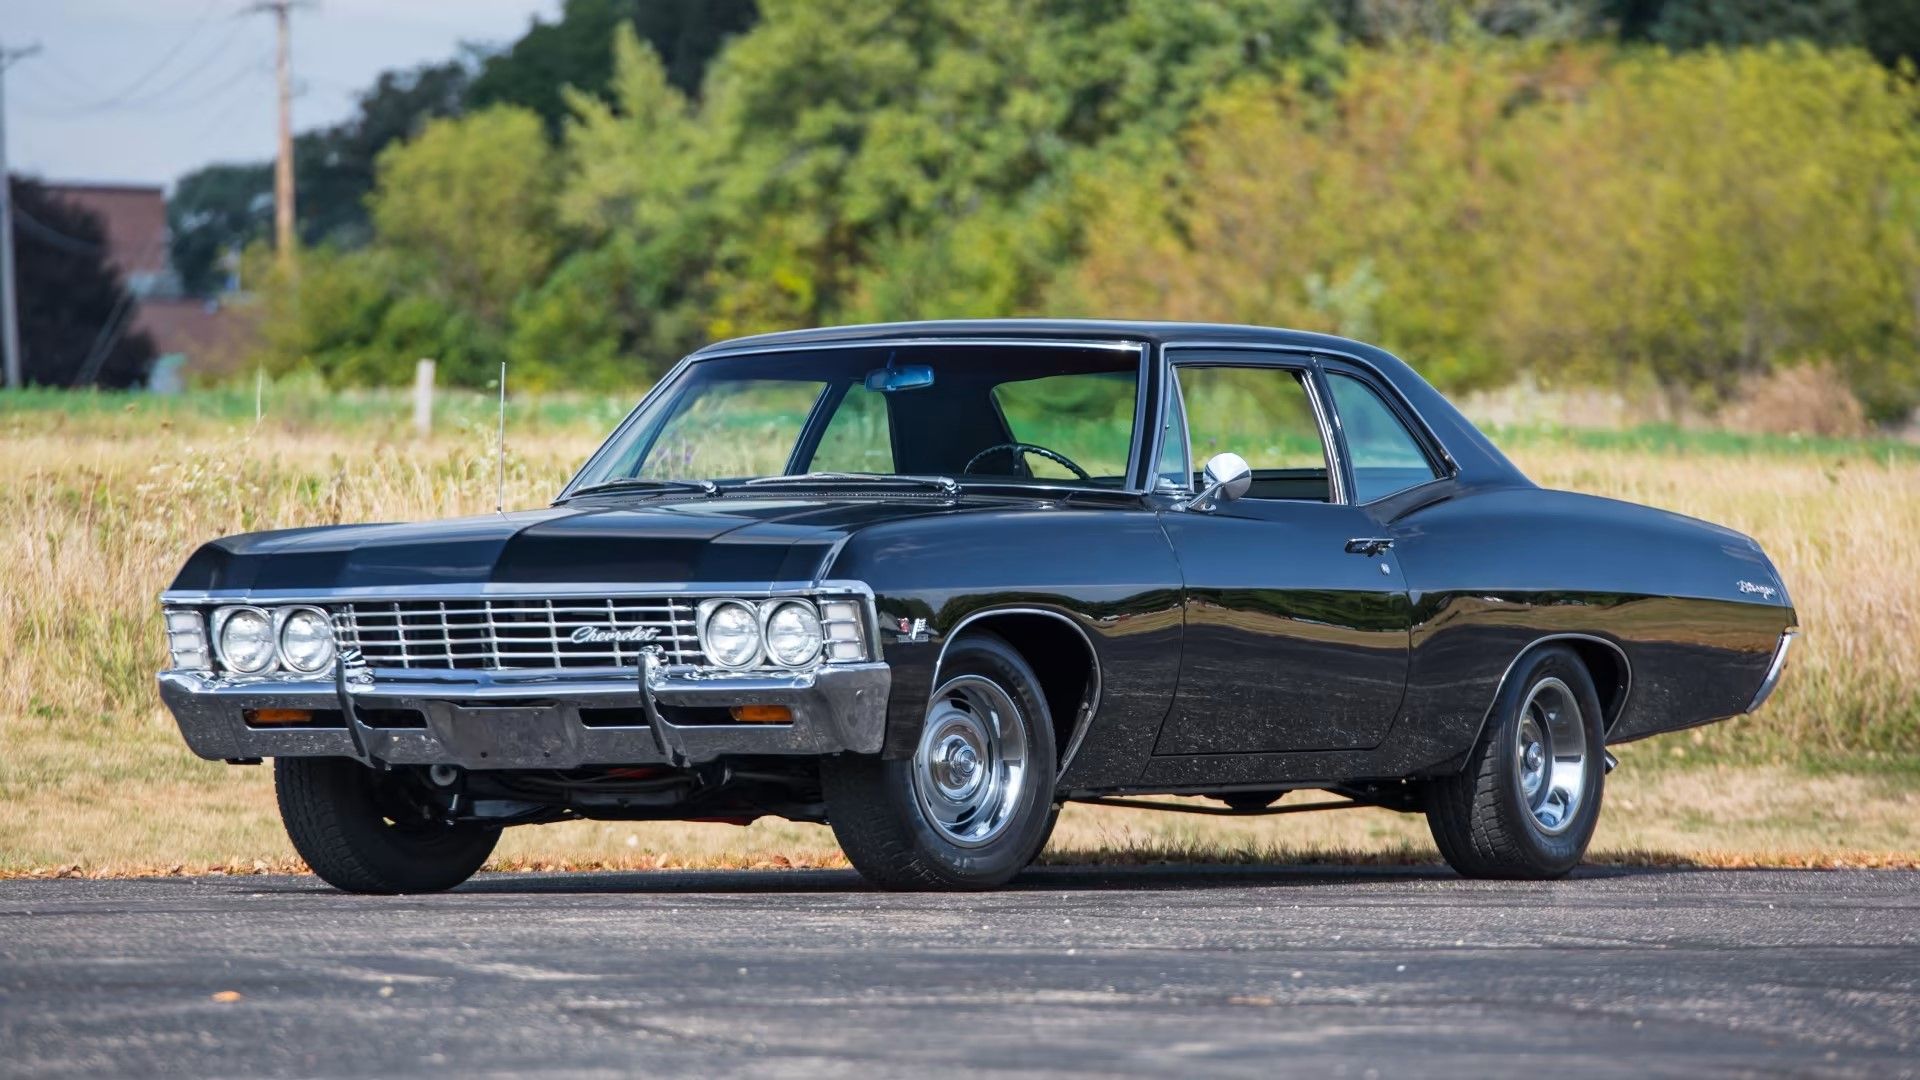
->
[157, 320, 1797, 892]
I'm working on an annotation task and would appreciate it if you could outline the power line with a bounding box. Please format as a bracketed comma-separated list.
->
[19, 16, 260, 118]
[23, 0, 231, 115]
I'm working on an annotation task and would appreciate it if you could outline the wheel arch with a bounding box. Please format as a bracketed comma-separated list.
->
[936, 607, 1102, 777]
[1483, 634, 1632, 740]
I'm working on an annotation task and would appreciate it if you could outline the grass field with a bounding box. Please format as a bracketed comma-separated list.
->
[2, 387, 1916, 875]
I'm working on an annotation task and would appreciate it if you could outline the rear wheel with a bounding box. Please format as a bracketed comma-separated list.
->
[276, 757, 499, 894]
[822, 633, 1059, 889]
[1425, 646, 1605, 880]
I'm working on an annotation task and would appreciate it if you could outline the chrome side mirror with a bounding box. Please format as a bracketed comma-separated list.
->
[1185, 452, 1252, 511]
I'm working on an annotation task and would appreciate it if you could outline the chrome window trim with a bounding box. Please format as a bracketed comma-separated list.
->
[1158, 346, 1349, 507]
[557, 336, 1154, 502]
[933, 606, 1103, 780]
[1160, 339, 1460, 479]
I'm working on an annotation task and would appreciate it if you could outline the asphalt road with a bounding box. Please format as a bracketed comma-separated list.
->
[1, 866, 1916, 1078]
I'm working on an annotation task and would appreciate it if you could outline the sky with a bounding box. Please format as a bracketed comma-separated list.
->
[3, 0, 561, 189]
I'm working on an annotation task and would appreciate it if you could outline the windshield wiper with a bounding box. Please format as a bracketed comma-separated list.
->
[741, 472, 960, 495]
[564, 477, 720, 500]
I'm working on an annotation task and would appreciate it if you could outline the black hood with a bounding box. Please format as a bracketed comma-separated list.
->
[168, 495, 979, 593]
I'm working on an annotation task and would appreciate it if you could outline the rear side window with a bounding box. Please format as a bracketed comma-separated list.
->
[1327, 373, 1441, 503]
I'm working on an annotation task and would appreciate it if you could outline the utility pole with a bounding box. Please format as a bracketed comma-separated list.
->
[249, 3, 299, 273]
[0, 42, 41, 390]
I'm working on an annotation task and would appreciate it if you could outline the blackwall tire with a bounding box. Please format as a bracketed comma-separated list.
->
[822, 632, 1059, 890]
[275, 757, 499, 894]
[1425, 645, 1606, 880]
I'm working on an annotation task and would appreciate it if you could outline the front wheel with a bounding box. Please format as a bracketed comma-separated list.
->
[276, 758, 499, 894]
[822, 633, 1059, 889]
[1425, 645, 1606, 880]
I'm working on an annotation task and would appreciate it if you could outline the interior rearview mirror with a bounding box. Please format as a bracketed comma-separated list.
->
[1187, 451, 1252, 511]
[863, 364, 935, 393]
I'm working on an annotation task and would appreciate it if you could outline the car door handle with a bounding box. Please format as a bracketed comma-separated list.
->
[1344, 537, 1394, 556]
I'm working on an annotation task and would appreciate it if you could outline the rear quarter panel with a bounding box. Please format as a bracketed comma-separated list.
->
[1391, 486, 1794, 763]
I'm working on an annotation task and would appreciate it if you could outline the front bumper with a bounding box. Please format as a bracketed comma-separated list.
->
[157, 660, 892, 769]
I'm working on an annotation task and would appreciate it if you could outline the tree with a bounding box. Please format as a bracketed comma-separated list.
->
[692, 0, 1337, 334]
[467, 0, 758, 132]
[9, 177, 155, 388]
[168, 59, 473, 296]
[293, 59, 475, 248]
[168, 162, 272, 297]
[370, 107, 560, 329]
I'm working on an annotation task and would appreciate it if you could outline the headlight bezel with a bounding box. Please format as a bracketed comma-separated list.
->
[760, 599, 825, 668]
[212, 605, 278, 675]
[274, 605, 337, 674]
[697, 598, 764, 669]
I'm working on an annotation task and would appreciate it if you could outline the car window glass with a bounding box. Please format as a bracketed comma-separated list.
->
[636, 380, 821, 480]
[1327, 373, 1441, 502]
[988, 371, 1138, 480]
[1156, 377, 1191, 491]
[809, 384, 894, 472]
[1177, 365, 1331, 501]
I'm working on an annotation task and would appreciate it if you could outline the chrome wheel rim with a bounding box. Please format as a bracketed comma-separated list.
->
[1513, 676, 1587, 835]
[911, 674, 1030, 847]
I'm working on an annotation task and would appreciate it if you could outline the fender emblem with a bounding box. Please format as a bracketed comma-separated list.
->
[1736, 580, 1777, 601]
[895, 617, 932, 643]
[570, 625, 662, 644]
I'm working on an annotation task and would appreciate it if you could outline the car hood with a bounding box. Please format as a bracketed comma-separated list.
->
[167, 496, 980, 594]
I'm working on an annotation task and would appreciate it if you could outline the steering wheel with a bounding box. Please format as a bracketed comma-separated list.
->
[963, 442, 1093, 482]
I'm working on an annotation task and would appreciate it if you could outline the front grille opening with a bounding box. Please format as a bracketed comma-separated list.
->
[578, 707, 652, 728]
[335, 597, 698, 672]
[655, 704, 755, 726]
[357, 708, 426, 729]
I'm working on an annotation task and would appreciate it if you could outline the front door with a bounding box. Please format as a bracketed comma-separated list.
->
[1152, 353, 1412, 755]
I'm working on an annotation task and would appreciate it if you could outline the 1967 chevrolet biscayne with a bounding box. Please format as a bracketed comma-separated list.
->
[157, 321, 1797, 893]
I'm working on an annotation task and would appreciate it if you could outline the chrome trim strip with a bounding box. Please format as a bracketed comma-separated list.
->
[1300, 365, 1350, 507]
[932, 606, 1104, 780]
[690, 336, 1148, 359]
[161, 579, 875, 605]
[1745, 628, 1796, 714]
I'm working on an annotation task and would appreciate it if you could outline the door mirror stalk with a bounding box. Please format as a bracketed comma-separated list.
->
[1183, 452, 1252, 512]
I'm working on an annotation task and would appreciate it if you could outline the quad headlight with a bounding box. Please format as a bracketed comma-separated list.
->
[214, 606, 277, 674]
[276, 607, 337, 673]
[698, 600, 763, 668]
[198, 604, 338, 676]
[696, 596, 866, 669]
[762, 601, 824, 668]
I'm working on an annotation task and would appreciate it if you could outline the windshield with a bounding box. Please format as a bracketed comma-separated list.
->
[571, 343, 1144, 492]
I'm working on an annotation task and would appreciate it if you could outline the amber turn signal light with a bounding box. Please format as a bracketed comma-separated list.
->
[244, 708, 312, 725]
[729, 704, 792, 723]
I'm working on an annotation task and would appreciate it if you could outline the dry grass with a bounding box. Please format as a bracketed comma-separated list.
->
[1, 396, 1916, 874]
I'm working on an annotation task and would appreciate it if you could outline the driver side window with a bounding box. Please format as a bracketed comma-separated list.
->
[1175, 364, 1332, 502]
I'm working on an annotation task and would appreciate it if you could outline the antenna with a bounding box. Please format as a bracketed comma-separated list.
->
[496, 361, 507, 516]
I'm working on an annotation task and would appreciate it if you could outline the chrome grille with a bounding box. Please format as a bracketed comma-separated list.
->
[333, 597, 698, 671]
